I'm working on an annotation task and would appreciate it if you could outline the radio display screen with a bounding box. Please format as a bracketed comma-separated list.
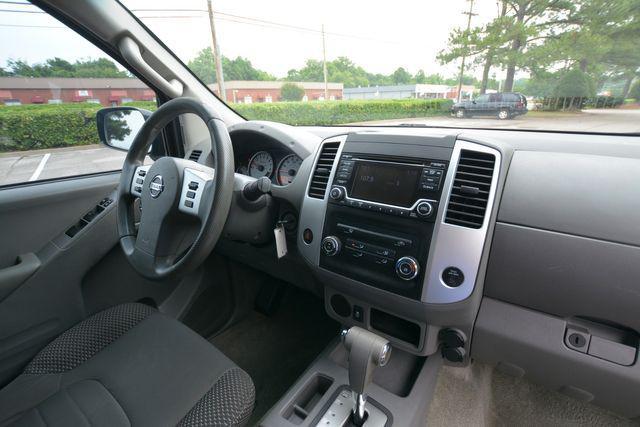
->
[350, 161, 420, 207]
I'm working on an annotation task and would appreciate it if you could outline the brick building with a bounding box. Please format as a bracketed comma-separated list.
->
[0, 77, 155, 106]
[209, 80, 344, 103]
[0, 77, 344, 106]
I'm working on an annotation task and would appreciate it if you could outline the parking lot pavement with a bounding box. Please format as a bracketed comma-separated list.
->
[0, 145, 127, 186]
[352, 108, 640, 133]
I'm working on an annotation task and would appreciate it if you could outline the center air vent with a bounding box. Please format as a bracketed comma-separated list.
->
[444, 149, 496, 229]
[188, 149, 202, 162]
[308, 141, 340, 199]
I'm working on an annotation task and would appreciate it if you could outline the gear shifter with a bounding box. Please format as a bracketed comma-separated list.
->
[341, 327, 391, 426]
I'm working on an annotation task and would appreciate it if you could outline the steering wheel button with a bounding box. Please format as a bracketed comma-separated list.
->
[134, 186, 142, 192]
[186, 191, 196, 199]
[188, 181, 199, 190]
[184, 200, 194, 208]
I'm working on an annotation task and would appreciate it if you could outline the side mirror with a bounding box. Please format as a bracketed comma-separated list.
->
[97, 107, 152, 152]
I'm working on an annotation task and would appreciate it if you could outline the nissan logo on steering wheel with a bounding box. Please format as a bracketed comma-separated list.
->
[149, 175, 164, 198]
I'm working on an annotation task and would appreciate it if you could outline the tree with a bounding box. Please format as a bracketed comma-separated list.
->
[391, 67, 412, 84]
[280, 83, 305, 101]
[3, 57, 127, 78]
[554, 68, 595, 109]
[187, 48, 274, 84]
[629, 80, 640, 101]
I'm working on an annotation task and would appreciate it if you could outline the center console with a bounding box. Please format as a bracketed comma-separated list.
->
[320, 153, 448, 299]
[298, 131, 501, 357]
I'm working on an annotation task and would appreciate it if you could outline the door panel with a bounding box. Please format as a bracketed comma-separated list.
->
[0, 174, 121, 385]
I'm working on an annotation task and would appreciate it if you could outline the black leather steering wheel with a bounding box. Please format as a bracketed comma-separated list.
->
[117, 97, 234, 280]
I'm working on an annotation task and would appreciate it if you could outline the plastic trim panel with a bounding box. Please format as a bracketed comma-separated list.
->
[421, 140, 501, 303]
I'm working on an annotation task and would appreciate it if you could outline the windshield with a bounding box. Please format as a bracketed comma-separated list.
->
[111, 2, 640, 133]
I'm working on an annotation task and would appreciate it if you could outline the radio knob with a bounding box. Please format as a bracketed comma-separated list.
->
[395, 256, 420, 281]
[329, 186, 345, 201]
[321, 236, 341, 256]
[415, 201, 434, 217]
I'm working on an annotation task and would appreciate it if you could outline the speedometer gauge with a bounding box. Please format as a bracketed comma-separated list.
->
[248, 151, 274, 178]
[276, 154, 302, 185]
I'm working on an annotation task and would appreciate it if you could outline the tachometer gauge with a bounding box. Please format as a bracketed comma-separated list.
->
[276, 154, 302, 185]
[248, 151, 274, 179]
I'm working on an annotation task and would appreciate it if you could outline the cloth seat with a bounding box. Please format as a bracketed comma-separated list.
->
[0, 303, 254, 426]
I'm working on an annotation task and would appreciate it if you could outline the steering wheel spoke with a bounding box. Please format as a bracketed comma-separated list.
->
[129, 165, 151, 198]
[178, 167, 215, 218]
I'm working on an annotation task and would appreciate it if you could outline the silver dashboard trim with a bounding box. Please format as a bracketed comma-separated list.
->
[298, 135, 348, 266]
[421, 139, 501, 304]
[332, 185, 438, 213]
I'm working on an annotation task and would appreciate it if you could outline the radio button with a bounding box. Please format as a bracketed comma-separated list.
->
[374, 257, 391, 266]
[350, 250, 364, 259]
[346, 239, 365, 250]
[396, 256, 420, 281]
[416, 201, 434, 217]
[329, 186, 345, 201]
[374, 247, 396, 258]
[321, 236, 341, 257]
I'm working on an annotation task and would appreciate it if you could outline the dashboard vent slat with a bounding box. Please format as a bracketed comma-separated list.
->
[445, 149, 496, 229]
[308, 141, 340, 199]
[188, 150, 202, 162]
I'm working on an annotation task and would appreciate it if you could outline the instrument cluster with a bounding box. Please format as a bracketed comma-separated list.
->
[236, 150, 303, 186]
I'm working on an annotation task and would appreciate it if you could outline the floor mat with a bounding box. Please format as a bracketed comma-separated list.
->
[209, 285, 340, 425]
[427, 362, 639, 426]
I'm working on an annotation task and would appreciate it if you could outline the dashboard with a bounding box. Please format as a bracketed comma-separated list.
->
[214, 121, 640, 420]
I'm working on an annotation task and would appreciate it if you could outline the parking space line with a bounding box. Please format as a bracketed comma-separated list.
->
[29, 153, 51, 181]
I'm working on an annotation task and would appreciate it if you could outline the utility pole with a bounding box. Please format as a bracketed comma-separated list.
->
[207, 0, 226, 102]
[322, 24, 328, 100]
[456, 0, 476, 102]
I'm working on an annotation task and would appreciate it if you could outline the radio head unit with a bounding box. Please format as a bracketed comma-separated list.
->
[328, 153, 448, 221]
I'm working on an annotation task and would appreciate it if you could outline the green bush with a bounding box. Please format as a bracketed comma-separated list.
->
[234, 98, 453, 125]
[0, 104, 102, 151]
[0, 98, 452, 152]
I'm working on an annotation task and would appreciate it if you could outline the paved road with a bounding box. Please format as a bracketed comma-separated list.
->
[353, 108, 640, 133]
[0, 145, 127, 186]
[0, 109, 638, 186]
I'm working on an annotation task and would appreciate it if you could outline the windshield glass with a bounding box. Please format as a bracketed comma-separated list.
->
[128, 1, 637, 133]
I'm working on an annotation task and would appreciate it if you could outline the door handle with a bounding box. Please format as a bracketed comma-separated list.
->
[0, 253, 41, 302]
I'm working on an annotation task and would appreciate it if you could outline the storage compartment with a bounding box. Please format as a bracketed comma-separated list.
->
[282, 374, 333, 424]
[370, 308, 421, 347]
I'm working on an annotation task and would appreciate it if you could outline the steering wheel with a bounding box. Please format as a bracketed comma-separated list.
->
[116, 97, 234, 280]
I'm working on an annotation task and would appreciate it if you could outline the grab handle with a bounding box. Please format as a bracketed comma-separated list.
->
[119, 36, 183, 98]
[0, 253, 41, 302]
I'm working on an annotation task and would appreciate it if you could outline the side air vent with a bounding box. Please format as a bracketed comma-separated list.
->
[308, 141, 340, 199]
[445, 149, 496, 229]
[188, 149, 202, 162]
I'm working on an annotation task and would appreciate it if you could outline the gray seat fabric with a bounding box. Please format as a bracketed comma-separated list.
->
[0, 303, 254, 427]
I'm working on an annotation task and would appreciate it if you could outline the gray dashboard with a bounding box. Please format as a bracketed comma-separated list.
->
[221, 121, 640, 420]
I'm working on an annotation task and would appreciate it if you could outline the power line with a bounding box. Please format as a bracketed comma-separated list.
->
[0, 6, 400, 44]
[129, 8, 399, 44]
[0, 23, 63, 28]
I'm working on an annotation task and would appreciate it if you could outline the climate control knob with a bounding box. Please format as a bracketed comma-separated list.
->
[395, 256, 420, 281]
[415, 201, 434, 218]
[329, 186, 345, 201]
[321, 236, 341, 257]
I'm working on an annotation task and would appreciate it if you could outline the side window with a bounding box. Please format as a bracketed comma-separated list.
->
[0, 2, 157, 186]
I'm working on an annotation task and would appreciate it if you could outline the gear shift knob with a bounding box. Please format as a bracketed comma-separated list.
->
[341, 327, 391, 425]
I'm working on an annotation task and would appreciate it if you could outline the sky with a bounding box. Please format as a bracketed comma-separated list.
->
[0, 0, 507, 80]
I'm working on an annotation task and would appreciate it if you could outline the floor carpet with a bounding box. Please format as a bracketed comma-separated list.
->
[209, 285, 340, 425]
[428, 362, 639, 426]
